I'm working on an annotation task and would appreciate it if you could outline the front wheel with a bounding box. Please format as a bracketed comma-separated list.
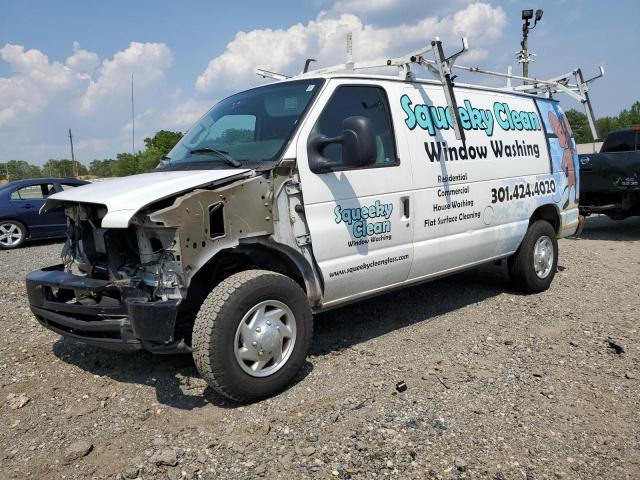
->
[508, 220, 558, 293]
[192, 270, 313, 403]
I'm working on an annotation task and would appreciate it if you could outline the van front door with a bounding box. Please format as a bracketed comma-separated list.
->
[296, 82, 413, 306]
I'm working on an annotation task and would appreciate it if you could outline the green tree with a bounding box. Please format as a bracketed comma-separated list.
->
[112, 153, 140, 177]
[42, 159, 88, 177]
[89, 159, 116, 177]
[565, 109, 593, 143]
[566, 100, 640, 142]
[617, 101, 640, 129]
[596, 116, 620, 139]
[137, 130, 184, 172]
[144, 130, 183, 155]
[0, 160, 42, 181]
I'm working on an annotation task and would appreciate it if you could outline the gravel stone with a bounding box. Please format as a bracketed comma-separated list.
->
[301, 446, 316, 457]
[454, 456, 467, 472]
[150, 448, 178, 467]
[6, 393, 30, 409]
[63, 440, 93, 464]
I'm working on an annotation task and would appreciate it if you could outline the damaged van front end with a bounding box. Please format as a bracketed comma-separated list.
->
[25, 169, 258, 353]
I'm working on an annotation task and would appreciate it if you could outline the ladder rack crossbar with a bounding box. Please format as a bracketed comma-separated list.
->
[254, 37, 604, 139]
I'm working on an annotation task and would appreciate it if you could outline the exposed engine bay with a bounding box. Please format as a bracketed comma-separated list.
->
[61, 203, 186, 303]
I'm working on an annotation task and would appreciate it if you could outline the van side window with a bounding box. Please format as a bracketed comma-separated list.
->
[315, 85, 398, 169]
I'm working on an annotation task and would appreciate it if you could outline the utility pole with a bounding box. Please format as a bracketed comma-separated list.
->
[131, 73, 135, 154]
[68, 128, 78, 177]
[519, 9, 543, 85]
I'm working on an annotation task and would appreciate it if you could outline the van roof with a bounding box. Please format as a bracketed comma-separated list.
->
[285, 72, 559, 102]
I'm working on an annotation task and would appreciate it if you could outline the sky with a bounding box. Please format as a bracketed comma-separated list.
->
[1, 0, 639, 165]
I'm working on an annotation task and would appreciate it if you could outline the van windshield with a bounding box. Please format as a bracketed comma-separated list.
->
[160, 79, 324, 170]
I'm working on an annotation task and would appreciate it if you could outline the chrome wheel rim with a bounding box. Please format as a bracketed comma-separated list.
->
[0, 223, 22, 247]
[533, 235, 554, 279]
[234, 300, 297, 378]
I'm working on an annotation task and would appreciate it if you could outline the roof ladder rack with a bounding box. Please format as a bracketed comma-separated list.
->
[256, 36, 471, 141]
[254, 35, 604, 141]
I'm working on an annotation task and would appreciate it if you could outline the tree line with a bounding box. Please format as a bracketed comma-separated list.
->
[566, 101, 640, 144]
[0, 130, 183, 181]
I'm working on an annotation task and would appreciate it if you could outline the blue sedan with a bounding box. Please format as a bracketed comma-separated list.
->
[0, 178, 89, 249]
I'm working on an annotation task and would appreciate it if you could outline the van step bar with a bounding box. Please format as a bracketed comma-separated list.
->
[256, 35, 604, 141]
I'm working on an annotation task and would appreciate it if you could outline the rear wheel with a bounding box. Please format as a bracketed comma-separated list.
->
[0, 220, 26, 249]
[508, 220, 558, 293]
[192, 270, 313, 403]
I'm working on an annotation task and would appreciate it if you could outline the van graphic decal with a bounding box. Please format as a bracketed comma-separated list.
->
[334, 200, 393, 241]
[536, 99, 579, 209]
[400, 95, 541, 137]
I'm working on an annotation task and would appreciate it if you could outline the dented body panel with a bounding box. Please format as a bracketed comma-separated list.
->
[146, 176, 273, 286]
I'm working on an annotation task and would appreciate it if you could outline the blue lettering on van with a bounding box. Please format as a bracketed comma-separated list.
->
[334, 200, 393, 239]
[400, 94, 541, 137]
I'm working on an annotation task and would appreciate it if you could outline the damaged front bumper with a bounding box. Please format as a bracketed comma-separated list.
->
[26, 265, 187, 353]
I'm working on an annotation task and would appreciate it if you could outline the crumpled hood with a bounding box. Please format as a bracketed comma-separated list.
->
[43, 169, 252, 228]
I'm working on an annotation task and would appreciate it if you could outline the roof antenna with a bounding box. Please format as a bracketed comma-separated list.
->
[346, 32, 354, 69]
[131, 73, 135, 154]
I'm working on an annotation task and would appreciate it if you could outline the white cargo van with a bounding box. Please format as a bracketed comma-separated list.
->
[26, 39, 602, 402]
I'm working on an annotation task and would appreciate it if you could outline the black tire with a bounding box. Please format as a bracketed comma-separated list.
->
[0, 220, 27, 250]
[192, 270, 313, 403]
[508, 220, 558, 293]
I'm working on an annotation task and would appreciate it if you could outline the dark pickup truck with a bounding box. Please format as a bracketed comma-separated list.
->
[579, 127, 640, 219]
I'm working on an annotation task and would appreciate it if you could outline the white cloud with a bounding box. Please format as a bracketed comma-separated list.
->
[80, 42, 173, 114]
[0, 41, 174, 129]
[161, 97, 212, 129]
[66, 41, 99, 75]
[450, 2, 506, 40]
[195, 2, 506, 94]
[331, 0, 396, 14]
[0, 43, 87, 127]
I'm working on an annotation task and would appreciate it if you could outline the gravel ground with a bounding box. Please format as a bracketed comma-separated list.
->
[1, 216, 639, 480]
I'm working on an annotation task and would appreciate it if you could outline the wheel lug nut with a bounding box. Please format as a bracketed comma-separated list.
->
[276, 326, 280, 330]
[252, 341, 257, 347]
[255, 327, 261, 332]
[266, 321, 271, 326]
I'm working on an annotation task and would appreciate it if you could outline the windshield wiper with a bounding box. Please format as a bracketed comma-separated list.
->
[188, 148, 242, 167]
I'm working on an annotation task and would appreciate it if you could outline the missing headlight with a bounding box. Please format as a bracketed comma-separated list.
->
[208, 203, 225, 239]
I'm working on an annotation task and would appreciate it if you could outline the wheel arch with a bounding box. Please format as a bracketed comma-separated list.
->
[529, 204, 561, 234]
[174, 239, 322, 344]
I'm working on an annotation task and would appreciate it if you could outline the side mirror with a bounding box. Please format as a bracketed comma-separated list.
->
[308, 116, 377, 173]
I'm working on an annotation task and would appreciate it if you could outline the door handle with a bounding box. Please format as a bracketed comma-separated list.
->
[21, 204, 34, 209]
[401, 197, 410, 220]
